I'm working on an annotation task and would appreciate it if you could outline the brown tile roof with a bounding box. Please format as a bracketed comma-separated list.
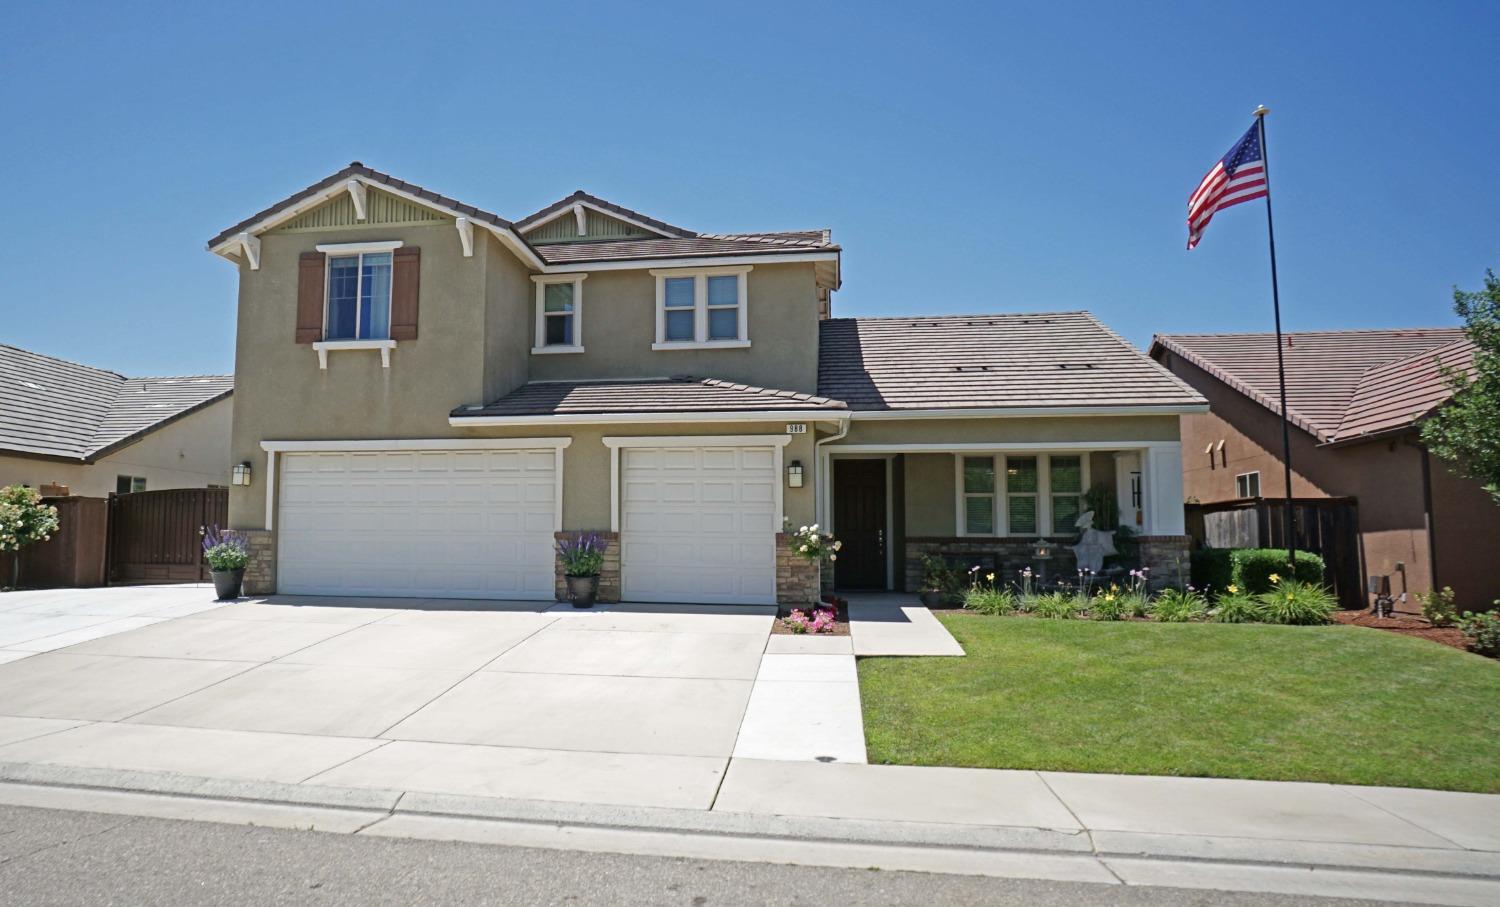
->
[209, 167, 836, 268]
[207, 162, 516, 250]
[452, 377, 847, 419]
[514, 190, 695, 238]
[818, 312, 1205, 412]
[1149, 328, 1472, 443]
[533, 231, 838, 264]
[0, 343, 232, 461]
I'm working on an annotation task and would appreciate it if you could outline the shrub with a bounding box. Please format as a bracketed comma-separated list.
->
[0, 485, 60, 586]
[1256, 579, 1337, 625]
[1031, 592, 1082, 620]
[1150, 588, 1208, 622]
[1212, 589, 1265, 623]
[1230, 549, 1325, 594]
[1089, 592, 1130, 621]
[964, 583, 1017, 616]
[1418, 586, 1459, 627]
[788, 524, 841, 562]
[1119, 591, 1152, 618]
[1458, 609, 1500, 656]
[920, 554, 965, 599]
[1191, 548, 1234, 595]
[200, 526, 250, 572]
[556, 531, 608, 577]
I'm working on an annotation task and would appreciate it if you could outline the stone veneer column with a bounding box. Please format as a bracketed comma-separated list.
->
[239, 530, 276, 595]
[1134, 535, 1192, 591]
[553, 531, 620, 604]
[776, 533, 821, 606]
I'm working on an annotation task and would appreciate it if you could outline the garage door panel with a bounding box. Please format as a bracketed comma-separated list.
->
[277, 448, 557, 600]
[620, 444, 777, 605]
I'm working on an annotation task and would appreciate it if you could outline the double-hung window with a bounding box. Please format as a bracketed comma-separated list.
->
[958, 453, 1089, 536]
[532, 275, 586, 353]
[325, 250, 392, 340]
[651, 266, 751, 349]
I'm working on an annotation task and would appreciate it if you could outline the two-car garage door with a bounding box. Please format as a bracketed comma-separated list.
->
[277, 449, 558, 599]
[273, 442, 777, 604]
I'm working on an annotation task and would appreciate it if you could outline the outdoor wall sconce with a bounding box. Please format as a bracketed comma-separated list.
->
[231, 461, 252, 486]
[787, 460, 804, 488]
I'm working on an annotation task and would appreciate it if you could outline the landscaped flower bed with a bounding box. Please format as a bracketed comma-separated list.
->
[773, 596, 850, 636]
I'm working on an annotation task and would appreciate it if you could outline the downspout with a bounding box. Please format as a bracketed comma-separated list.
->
[1421, 446, 1438, 595]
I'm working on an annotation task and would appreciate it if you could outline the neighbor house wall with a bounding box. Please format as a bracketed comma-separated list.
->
[1428, 454, 1500, 610]
[0, 399, 233, 497]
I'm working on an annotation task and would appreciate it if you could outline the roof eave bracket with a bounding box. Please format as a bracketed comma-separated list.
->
[346, 179, 368, 220]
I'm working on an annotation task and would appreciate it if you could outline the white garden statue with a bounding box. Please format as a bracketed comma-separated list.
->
[1068, 510, 1117, 573]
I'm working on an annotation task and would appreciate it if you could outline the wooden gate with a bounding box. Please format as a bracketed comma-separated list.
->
[107, 488, 228, 584]
[1186, 497, 1362, 608]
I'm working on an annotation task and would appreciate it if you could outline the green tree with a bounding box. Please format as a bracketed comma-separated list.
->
[1422, 270, 1500, 503]
[0, 485, 60, 588]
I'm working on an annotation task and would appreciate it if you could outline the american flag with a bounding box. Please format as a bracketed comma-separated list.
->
[1187, 122, 1268, 249]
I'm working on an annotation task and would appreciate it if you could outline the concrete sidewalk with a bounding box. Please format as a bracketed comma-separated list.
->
[0, 758, 1496, 905]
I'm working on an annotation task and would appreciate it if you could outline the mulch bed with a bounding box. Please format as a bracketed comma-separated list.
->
[1333, 610, 1478, 654]
[771, 597, 851, 636]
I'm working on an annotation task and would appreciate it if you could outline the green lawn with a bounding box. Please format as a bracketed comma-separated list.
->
[859, 614, 1500, 793]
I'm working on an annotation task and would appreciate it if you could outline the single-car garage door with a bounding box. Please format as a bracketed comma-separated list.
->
[277, 448, 558, 599]
[620, 445, 777, 605]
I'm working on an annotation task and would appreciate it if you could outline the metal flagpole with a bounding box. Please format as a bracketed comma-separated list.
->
[1254, 105, 1297, 569]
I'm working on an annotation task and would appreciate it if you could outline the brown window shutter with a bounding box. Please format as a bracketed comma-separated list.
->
[390, 246, 420, 340]
[295, 252, 326, 343]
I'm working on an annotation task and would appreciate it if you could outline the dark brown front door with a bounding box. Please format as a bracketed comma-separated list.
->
[833, 459, 887, 590]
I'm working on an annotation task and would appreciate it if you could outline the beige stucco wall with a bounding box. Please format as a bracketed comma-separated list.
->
[0, 398, 233, 497]
[838, 414, 1181, 446]
[525, 263, 821, 393]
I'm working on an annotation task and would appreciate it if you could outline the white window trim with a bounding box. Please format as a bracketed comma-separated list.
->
[650, 265, 751, 349]
[318, 241, 400, 349]
[955, 452, 1091, 538]
[311, 339, 397, 369]
[1235, 470, 1261, 498]
[531, 274, 587, 354]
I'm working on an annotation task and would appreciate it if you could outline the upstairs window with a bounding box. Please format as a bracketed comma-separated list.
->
[1236, 471, 1260, 498]
[652, 266, 751, 349]
[532, 275, 586, 354]
[326, 250, 392, 340]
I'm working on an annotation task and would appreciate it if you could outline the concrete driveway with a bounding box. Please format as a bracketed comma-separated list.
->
[0, 588, 797, 810]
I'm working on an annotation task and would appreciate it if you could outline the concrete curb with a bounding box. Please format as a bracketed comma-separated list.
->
[3, 761, 1497, 882]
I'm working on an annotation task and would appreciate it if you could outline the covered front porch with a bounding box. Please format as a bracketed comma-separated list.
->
[815, 417, 1190, 593]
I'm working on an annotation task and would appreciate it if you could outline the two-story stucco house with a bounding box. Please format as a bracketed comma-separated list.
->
[210, 163, 1205, 604]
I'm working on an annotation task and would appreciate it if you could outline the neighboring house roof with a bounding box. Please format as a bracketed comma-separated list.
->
[0, 343, 232, 462]
[452, 377, 847, 421]
[1149, 328, 1474, 444]
[208, 165, 839, 273]
[818, 312, 1206, 413]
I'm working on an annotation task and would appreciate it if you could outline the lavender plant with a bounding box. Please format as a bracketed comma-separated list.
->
[556, 531, 608, 577]
[201, 525, 250, 571]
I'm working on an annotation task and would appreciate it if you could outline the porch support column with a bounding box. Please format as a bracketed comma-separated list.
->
[1142, 443, 1185, 535]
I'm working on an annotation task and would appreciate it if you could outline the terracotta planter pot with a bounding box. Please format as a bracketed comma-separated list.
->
[565, 575, 599, 608]
[211, 568, 244, 601]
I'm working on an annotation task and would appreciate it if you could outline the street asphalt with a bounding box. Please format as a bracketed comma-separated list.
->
[0, 803, 1402, 907]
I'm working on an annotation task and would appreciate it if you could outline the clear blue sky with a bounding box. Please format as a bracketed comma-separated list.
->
[2, 1, 1496, 377]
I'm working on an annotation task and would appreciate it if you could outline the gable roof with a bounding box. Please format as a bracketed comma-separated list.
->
[818, 312, 1206, 413]
[451, 376, 846, 422]
[1149, 328, 1474, 444]
[208, 165, 839, 275]
[515, 190, 694, 238]
[0, 343, 232, 462]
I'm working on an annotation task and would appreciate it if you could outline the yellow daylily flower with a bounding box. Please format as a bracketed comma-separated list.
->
[1268, 573, 1281, 585]
[1227, 584, 1238, 594]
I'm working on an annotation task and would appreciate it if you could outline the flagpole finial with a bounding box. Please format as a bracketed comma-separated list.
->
[1253, 105, 1271, 117]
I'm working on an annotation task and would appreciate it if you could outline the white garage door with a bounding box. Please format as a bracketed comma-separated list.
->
[620, 446, 777, 605]
[277, 448, 557, 599]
